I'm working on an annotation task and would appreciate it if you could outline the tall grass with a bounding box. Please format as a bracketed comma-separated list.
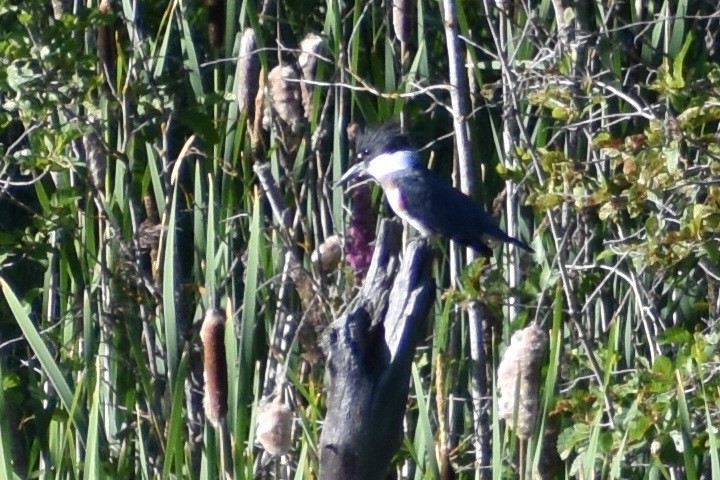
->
[0, 0, 719, 478]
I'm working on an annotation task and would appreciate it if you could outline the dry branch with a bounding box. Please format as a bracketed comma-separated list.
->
[442, 0, 492, 473]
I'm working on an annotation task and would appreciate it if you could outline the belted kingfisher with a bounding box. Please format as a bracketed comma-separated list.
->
[336, 124, 533, 256]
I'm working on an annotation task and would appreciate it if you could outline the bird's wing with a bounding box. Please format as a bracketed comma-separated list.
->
[396, 171, 490, 237]
[397, 171, 533, 252]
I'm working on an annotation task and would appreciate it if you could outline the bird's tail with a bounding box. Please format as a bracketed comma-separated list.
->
[466, 239, 494, 257]
[507, 235, 534, 253]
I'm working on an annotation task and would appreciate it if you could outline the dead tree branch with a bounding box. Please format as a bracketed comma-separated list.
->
[319, 220, 436, 480]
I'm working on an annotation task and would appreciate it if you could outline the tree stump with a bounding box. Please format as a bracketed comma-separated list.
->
[319, 219, 436, 480]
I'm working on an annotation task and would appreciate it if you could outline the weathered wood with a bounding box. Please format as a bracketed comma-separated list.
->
[319, 220, 436, 480]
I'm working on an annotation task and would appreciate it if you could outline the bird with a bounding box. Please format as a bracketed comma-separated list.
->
[335, 123, 533, 257]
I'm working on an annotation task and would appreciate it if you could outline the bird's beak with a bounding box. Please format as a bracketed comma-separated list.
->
[333, 162, 367, 189]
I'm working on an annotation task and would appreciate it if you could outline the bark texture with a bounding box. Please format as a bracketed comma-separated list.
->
[319, 220, 435, 480]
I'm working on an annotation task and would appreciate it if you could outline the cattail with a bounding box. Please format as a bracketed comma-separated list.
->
[83, 127, 106, 193]
[140, 194, 162, 251]
[298, 34, 324, 120]
[201, 309, 228, 428]
[137, 219, 163, 251]
[493, 0, 508, 11]
[346, 122, 361, 144]
[311, 234, 342, 274]
[259, 0, 276, 23]
[264, 64, 304, 136]
[256, 394, 293, 455]
[97, 0, 116, 89]
[237, 29, 260, 117]
[496, 323, 548, 439]
[250, 68, 266, 157]
[206, 0, 225, 50]
[392, 0, 411, 44]
[51, 0, 72, 19]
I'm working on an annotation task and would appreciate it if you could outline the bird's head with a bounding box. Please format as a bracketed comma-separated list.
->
[335, 123, 419, 187]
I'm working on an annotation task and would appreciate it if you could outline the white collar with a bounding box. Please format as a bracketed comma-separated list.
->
[366, 150, 418, 181]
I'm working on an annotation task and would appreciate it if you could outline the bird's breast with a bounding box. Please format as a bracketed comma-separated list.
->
[383, 183, 431, 236]
[384, 184, 405, 215]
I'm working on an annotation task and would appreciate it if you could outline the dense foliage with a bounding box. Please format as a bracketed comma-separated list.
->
[1, 0, 719, 478]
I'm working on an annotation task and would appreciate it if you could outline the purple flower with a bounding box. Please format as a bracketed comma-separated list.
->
[345, 184, 375, 277]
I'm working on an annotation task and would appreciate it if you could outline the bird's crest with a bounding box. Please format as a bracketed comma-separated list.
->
[355, 123, 411, 162]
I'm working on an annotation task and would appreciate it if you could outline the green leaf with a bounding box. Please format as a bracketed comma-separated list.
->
[0, 366, 14, 480]
[678, 103, 720, 129]
[665, 147, 680, 175]
[179, 106, 220, 145]
[676, 373, 699, 480]
[628, 414, 653, 442]
[551, 106, 570, 120]
[657, 327, 691, 345]
[652, 355, 673, 378]
[83, 361, 102, 480]
[645, 215, 659, 237]
[163, 182, 180, 389]
[598, 201, 617, 221]
[162, 350, 191, 477]
[557, 424, 588, 460]
[671, 17, 691, 74]
[0, 277, 88, 438]
[531, 192, 564, 210]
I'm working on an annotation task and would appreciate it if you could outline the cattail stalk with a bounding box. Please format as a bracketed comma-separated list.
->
[97, 0, 116, 92]
[441, 0, 491, 474]
[392, 0, 411, 129]
[435, 353, 453, 480]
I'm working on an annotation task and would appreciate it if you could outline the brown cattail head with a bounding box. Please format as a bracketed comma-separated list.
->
[237, 29, 260, 117]
[83, 126, 107, 193]
[201, 309, 228, 428]
[264, 64, 304, 137]
[311, 234, 342, 274]
[137, 219, 163, 251]
[347, 122, 361, 146]
[250, 68, 266, 158]
[97, 0, 116, 89]
[392, 0, 411, 44]
[206, 0, 225, 50]
[298, 33, 324, 120]
[256, 394, 293, 455]
[143, 192, 159, 223]
[496, 323, 548, 439]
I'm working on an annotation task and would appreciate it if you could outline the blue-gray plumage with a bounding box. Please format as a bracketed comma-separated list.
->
[336, 124, 533, 256]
